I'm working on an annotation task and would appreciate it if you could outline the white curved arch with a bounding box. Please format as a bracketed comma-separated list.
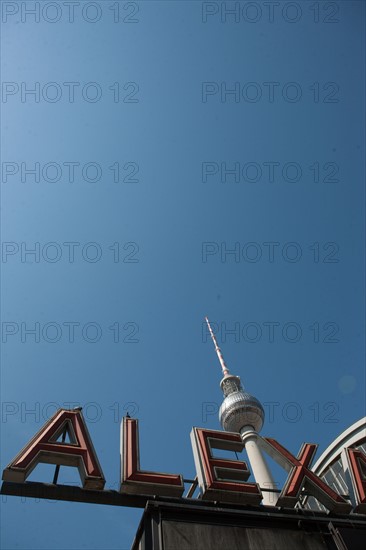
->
[312, 417, 366, 476]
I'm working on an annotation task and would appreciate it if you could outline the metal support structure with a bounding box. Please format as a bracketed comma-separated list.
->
[52, 426, 67, 485]
[184, 477, 198, 499]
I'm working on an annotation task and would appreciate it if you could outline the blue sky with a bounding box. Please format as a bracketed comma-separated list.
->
[1, 1, 365, 548]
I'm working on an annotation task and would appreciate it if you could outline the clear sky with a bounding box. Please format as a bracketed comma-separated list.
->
[1, 1, 365, 548]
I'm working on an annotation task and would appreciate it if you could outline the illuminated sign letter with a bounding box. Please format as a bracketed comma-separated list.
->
[2, 409, 105, 489]
[120, 417, 184, 497]
[262, 438, 352, 513]
[345, 447, 366, 514]
[191, 427, 262, 504]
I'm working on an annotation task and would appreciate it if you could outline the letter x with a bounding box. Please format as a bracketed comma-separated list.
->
[264, 438, 352, 513]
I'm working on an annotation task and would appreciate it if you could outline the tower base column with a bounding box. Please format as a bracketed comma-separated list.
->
[240, 427, 278, 506]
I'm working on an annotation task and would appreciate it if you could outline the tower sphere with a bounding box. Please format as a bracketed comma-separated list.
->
[219, 375, 265, 433]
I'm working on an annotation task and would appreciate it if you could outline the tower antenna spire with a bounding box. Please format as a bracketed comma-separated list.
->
[205, 316, 230, 377]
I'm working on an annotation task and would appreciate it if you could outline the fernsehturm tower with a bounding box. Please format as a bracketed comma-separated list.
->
[205, 317, 278, 505]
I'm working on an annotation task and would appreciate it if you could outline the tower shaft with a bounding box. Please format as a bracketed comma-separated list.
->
[241, 428, 278, 506]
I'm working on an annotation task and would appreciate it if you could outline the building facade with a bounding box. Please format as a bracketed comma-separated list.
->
[302, 416, 366, 514]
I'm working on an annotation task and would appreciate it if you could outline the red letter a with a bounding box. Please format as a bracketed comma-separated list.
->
[2, 409, 105, 489]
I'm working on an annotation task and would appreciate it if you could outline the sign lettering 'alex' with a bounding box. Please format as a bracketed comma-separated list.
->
[2, 409, 366, 515]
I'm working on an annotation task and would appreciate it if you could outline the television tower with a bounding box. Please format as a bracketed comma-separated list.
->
[205, 317, 278, 506]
